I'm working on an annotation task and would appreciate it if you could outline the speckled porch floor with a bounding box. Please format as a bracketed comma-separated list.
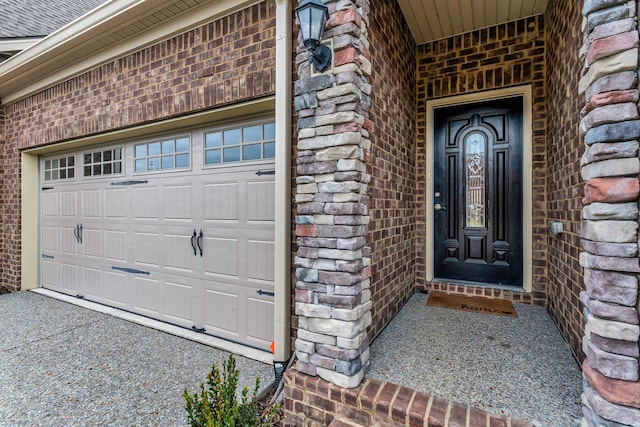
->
[367, 292, 583, 427]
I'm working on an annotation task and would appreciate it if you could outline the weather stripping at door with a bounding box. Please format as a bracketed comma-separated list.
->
[110, 180, 149, 186]
[197, 229, 204, 257]
[255, 170, 275, 176]
[257, 290, 275, 297]
[111, 266, 151, 275]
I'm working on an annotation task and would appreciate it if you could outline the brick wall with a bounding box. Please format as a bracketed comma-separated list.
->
[545, 0, 585, 362]
[0, 1, 276, 291]
[366, 0, 417, 340]
[283, 367, 530, 427]
[415, 16, 547, 305]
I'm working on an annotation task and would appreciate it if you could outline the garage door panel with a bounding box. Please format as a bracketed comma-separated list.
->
[82, 229, 102, 258]
[105, 189, 127, 219]
[60, 191, 78, 217]
[43, 226, 59, 252]
[60, 228, 79, 255]
[82, 190, 102, 218]
[247, 181, 275, 222]
[202, 237, 239, 277]
[247, 240, 275, 283]
[203, 183, 238, 221]
[163, 279, 194, 325]
[60, 263, 78, 294]
[42, 260, 59, 290]
[133, 187, 159, 219]
[81, 267, 103, 299]
[203, 289, 239, 335]
[164, 185, 193, 220]
[246, 297, 274, 344]
[133, 276, 161, 316]
[164, 233, 197, 273]
[133, 232, 161, 267]
[102, 271, 129, 308]
[43, 192, 59, 217]
[105, 230, 128, 261]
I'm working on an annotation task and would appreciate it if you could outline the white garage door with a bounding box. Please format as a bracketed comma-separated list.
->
[40, 119, 276, 351]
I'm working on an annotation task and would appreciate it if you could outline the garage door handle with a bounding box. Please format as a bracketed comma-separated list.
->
[74, 224, 83, 244]
[191, 229, 197, 256]
[197, 230, 204, 257]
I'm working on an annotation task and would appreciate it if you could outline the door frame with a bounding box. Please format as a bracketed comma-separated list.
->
[425, 85, 533, 292]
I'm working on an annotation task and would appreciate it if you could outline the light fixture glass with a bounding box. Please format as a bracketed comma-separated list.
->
[295, 0, 331, 72]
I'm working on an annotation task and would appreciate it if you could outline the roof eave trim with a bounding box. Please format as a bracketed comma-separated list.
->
[0, 0, 146, 83]
[0, 38, 45, 52]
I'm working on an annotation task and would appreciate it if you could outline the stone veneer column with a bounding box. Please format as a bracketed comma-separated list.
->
[293, 0, 373, 388]
[579, 0, 640, 425]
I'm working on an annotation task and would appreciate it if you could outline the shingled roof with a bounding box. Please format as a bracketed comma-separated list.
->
[0, 0, 108, 38]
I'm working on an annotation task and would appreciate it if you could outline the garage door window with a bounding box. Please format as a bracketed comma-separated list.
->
[204, 121, 275, 165]
[135, 137, 190, 172]
[44, 155, 75, 181]
[83, 147, 123, 177]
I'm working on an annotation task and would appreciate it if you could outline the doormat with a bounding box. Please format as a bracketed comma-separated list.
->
[426, 291, 517, 317]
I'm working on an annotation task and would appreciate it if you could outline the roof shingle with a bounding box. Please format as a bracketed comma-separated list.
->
[0, 0, 108, 38]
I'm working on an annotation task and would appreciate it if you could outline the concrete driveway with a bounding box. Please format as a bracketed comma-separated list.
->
[0, 291, 273, 426]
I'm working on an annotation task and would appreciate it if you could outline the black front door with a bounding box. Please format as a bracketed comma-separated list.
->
[433, 96, 523, 287]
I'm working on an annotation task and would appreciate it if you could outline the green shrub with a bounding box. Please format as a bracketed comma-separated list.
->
[183, 354, 279, 427]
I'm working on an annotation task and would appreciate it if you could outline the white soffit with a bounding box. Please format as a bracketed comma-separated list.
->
[0, 0, 258, 103]
[398, 0, 549, 44]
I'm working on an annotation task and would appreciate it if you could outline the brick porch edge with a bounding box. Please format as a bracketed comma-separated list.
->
[283, 368, 532, 427]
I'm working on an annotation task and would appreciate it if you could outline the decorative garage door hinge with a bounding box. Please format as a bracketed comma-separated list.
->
[255, 170, 275, 176]
[256, 290, 275, 297]
[191, 326, 206, 333]
[42, 186, 54, 191]
[111, 266, 151, 275]
[110, 180, 149, 186]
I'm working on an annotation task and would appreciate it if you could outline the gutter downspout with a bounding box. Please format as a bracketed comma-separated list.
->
[274, 0, 292, 369]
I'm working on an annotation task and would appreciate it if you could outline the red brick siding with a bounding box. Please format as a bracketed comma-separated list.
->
[415, 16, 547, 305]
[545, 0, 585, 363]
[0, 1, 276, 291]
[283, 368, 531, 427]
[367, 0, 417, 340]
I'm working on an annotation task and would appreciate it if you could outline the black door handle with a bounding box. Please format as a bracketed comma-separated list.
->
[197, 230, 204, 257]
[79, 224, 83, 244]
[191, 229, 197, 256]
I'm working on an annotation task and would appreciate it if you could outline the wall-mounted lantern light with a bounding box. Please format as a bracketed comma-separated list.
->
[295, 0, 331, 72]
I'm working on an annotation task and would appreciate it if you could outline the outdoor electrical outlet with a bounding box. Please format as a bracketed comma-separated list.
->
[548, 221, 564, 235]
